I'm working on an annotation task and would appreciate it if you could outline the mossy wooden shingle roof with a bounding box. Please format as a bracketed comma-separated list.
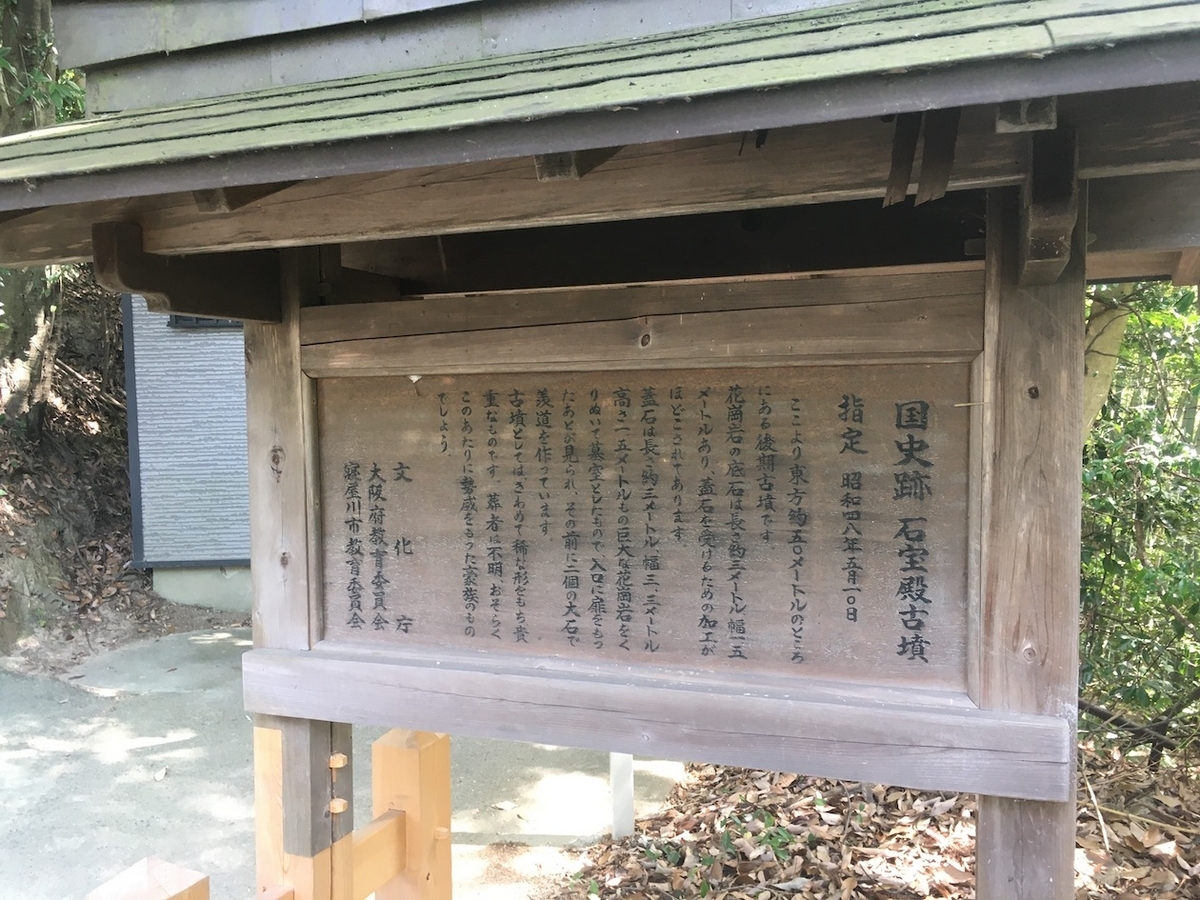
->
[1, 0, 1199, 207]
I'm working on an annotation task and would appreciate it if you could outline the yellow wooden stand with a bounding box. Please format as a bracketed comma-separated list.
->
[372, 731, 452, 900]
[88, 729, 449, 900]
[85, 859, 209, 900]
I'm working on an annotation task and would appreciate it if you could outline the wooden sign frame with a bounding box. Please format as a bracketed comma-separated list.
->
[243, 243, 1076, 805]
[240, 190, 1082, 898]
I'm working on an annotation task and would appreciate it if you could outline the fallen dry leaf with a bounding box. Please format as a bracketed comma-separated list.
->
[549, 745, 1198, 900]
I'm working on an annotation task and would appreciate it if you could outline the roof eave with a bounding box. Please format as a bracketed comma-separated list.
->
[3, 34, 1200, 214]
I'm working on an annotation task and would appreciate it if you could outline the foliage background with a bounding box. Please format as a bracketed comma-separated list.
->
[1082, 282, 1200, 753]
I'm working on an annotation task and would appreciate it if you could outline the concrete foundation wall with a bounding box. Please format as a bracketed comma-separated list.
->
[152, 567, 253, 613]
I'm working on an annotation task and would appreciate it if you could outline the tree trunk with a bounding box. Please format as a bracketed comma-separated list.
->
[0, 0, 55, 136]
[1083, 286, 1134, 440]
[0, 268, 58, 437]
[0, 0, 59, 438]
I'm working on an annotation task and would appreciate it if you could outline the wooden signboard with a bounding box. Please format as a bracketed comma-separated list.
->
[319, 365, 970, 690]
[243, 265, 1073, 805]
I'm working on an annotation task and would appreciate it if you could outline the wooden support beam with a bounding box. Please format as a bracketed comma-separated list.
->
[245, 649, 1071, 801]
[1091, 171, 1200, 255]
[92, 221, 282, 322]
[372, 731, 451, 900]
[1087, 249, 1178, 283]
[1174, 248, 1200, 287]
[299, 265, 984, 345]
[248, 250, 349, 900]
[245, 247, 322, 649]
[974, 188, 1083, 899]
[192, 181, 298, 213]
[1018, 127, 1078, 286]
[915, 108, 961, 205]
[316, 243, 409, 303]
[85, 858, 208, 900]
[0, 84, 1198, 269]
[333, 196, 984, 295]
[0, 109, 1021, 266]
[255, 717, 355, 900]
[533, 146, 623, 182]
[301, 291, 984, 378]
[352, 811, 408, 900]
[996, 97, 1058, 133]
[0, 206, 43, 226]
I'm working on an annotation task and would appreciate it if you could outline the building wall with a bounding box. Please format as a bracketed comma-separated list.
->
[125, 296, 251, 570]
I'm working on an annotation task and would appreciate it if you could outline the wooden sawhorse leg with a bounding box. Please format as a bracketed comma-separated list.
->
[372, 730, 451, 900]
[255, 718, 450, 900]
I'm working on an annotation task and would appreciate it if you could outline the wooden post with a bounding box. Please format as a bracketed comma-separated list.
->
[610, 752, 634, 839]
[245, 246, 323, 652]
[372, 730, 452, 900]
[85, 858, 208, 900]
[254, 718, 355, 899]
[248, 248, 354, 900]
[975, 188, 1084, 898]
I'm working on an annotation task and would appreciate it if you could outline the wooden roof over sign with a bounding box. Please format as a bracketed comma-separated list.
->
[0, 0, 1198, 213]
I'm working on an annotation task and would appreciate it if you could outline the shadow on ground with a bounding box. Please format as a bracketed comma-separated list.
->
[0, 628, 682, 900]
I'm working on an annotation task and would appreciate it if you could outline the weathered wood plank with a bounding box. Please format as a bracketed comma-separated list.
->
[1089, 170, 1200, 253]
[299, 266, 985, 345]
[373, 731, 451, 900]
[255, 718, 338, 899]
[242, 647, 1072, 802]
[1070, 84, 1200, 179]
[915, 107, 961, 205]
[246, 249, 322, 650]
[301, 293, 984, 377]
[279, 719, 354, 858]
[883, 112, 922, 207]
[1173, 247, 1200, 286]
[1088, 248, 1177, 282]
[142, 111, 1015, 255]
[974, 188, 1083, 899]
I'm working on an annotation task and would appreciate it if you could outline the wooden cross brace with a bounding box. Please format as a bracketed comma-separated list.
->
[86, 728, 448, 900]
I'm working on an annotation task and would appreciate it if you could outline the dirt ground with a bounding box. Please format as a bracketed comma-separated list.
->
[1, 587, 248, 676]
[0, 270, 252, 675]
